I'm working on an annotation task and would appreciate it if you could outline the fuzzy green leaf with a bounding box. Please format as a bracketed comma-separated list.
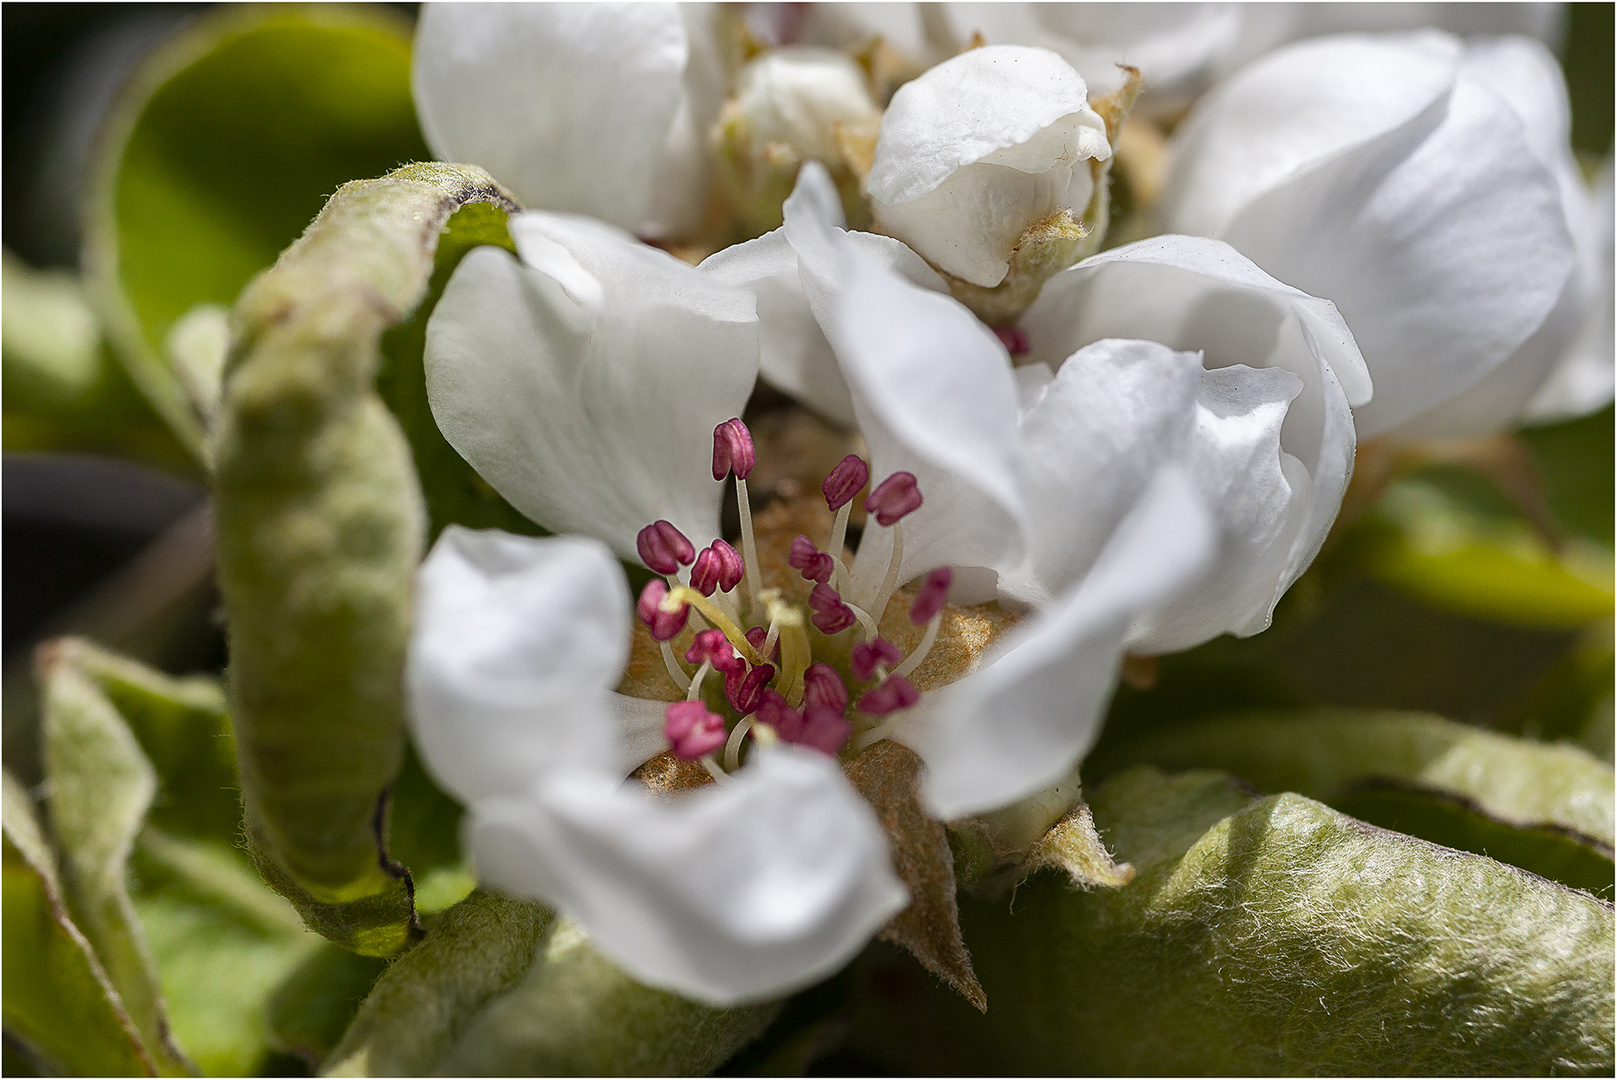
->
[326, 890, 779, 1077]
[213, 162, 518, 956]
[2, 772, 155, 1077]
[83, 6, 429, 457]
[848, 767, 1615, 1075]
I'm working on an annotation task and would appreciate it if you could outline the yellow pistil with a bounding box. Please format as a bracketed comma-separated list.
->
[664, 585, 766, 667]
[764, 592, 813, 707]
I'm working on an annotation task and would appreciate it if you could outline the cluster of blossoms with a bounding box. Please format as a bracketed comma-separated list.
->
[404, 2, 1611, 1006]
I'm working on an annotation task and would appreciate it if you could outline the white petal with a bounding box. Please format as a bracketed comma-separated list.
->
[997, 338, 1306, 650]
[1162, 31, 1461, 239]
[425, 212, 759, 561]
[408, 529, 631, 803]
[868, 44, 1111, 286]
[1022, 235, 1361, 635]
[468, 747, 908, 1005]
[827, 241, 1030, 589]
[412, 2, 715, 237]
[729, 47, 881, 164]
[1167, 32, 1577, 437]
[897, 468, 1216, 819]
[1525, 162, 1616, 423]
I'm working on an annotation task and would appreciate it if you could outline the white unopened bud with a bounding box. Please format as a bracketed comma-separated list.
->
[714, 46, 882, 234]
[868, 45, 1112, 288]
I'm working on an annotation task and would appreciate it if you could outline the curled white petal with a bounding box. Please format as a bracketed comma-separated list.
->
[409, 529, 630, 803]
[1164, 32, 1576, 437]
[425, 212, 759, 561]
[897, 468, 1216, 819]
[412, 2, 719, 237]
[869, 45, 1110, 286]
[728, 46, 880, 164]
[1021, 235, 1361, 643]
[468, 747, 908, 1005]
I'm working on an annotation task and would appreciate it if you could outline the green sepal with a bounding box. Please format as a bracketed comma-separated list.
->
[2, 771, 156, 1077]
[326, 890, 780, 1076]
[82, 5, 430, 458]
[847, 767, 1615, 1075]
[213, 162, 519, 955]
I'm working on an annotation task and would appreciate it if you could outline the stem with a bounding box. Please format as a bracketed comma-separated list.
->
[667, 586, 766, 666]
[736, 478, 764, 614]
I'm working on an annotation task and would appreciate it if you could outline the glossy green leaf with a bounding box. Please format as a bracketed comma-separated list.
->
[2, 772, 154, 1077]
[327, 890, 779, 1077]
[1092, 708, 1615, 849]
[847, 768, 1615, 1075]
[213, 161, 517, 954]
[83, 6, 430, 457]
[36, 643, 192, 1075]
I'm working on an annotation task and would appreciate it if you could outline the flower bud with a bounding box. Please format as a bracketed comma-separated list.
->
[868, 45, 1112, 289]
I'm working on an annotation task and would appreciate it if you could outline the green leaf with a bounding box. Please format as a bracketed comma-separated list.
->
[327, 890, 779, 1076]
[1355, 475, 1612, 630]
[2, 252, 194, 471]
[2, 771, 155, 1077]
[266, 945, 388, 1068]
[1522, 407, 1615, 548]
[847, 767, 1615, 1075]
[83, 6, 430, 457]
[1092, 708, 1615, 850]
[213, 162, 519, 957]
[36, 643, 193, 1075]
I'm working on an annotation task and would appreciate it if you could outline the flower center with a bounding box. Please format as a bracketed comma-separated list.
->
[635, 418, 951, 778]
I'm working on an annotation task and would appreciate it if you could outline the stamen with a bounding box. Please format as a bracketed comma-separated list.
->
[753, 690, 804, 743]
[685, 660, 712, 701]
[799, 705, 853, 755]
[664, 700, 726, 760]
[822, 454, 870, 511]
[865, 471, 922, 527]
[857, 675, 919, 716]
[807, 582, 844, 612]
[789, 535, 834, 584]
[711, 418, 756, 482]
[842, 601, 880, 641]
[811, 604, 857, 635]
[910, 567, 953, 624]
[993, 324, 1031, 356]
[686, 628, 742, 673]
[871, 521, 906, 619]
[700, 754, 730, 783]
[713, 418, 764, 611]
[802, 663, 850, 714]
[659, 641, 692, 691]
[852, 638, 903, 682]
[636, 520, 696, 575]
[638, 580, 690, 641]
[891, 614, 941, 680]
[725, 662, 776, 715]
[746, 624, 780, 662]
[690, 541, 743, 597]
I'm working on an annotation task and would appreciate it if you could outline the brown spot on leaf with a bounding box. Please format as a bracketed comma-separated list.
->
[846, 740, 986, 1013]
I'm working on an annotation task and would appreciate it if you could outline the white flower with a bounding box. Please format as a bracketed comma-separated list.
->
[410, 528, 907, 1004]
[413, 2, 725, 238]
[867, 45, 1112, 287]
[1160, 31, 1603, 438]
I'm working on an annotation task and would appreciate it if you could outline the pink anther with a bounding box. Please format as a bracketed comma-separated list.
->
[798, 705, 853, 755]
[866, 472, 922, 526]
[807, 582, 843, 612]
[636, 580, 689, 641]
[712, 418, 756, 481]
[811, 604, 857, 635]
[851, 638, 903, 682]
[636, 520, 696, 575]
[992, 324, 1031, 356]
[821, 454, 870, 511]
[664, 700, 726, 760]
[789, 535, 834, 584]
[691, 540, 745, 596]
[725, 662, 776, 715]
[802, 663, 850, 714]
[910, 567, 954, 624]
[686, 628, 742, 673]
[857, 675, 920, 716]
[745, 626, 779, 661]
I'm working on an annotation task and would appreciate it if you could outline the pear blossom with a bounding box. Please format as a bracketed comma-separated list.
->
[1161, 31, 1607, 439]
[866, 44, 1113, 288]
[413, 2, 726, 238]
